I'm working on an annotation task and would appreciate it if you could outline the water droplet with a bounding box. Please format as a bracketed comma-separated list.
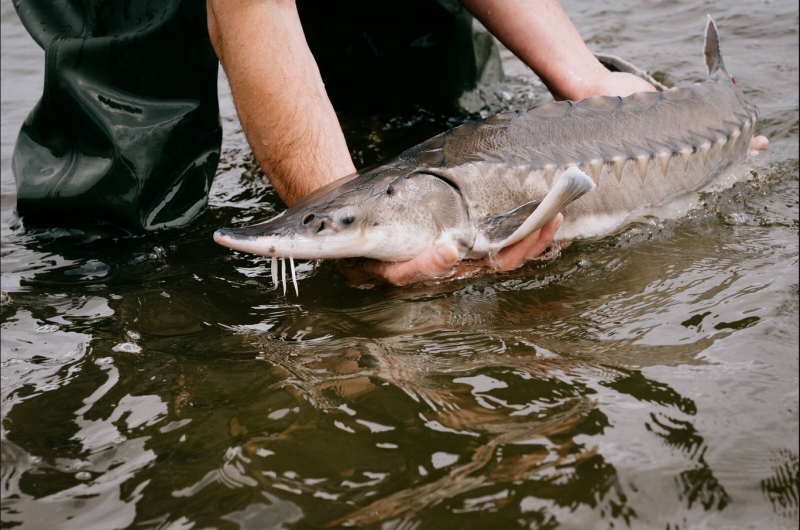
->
[1, 358, 24, 368]
[75, 471, 91, 481]
[64, 260, 109, 278]
[724, 212, 747, 225]
[126, 330, 141, 340]
[36, 324, 60, 333]
[40, 384, 58, 392]
[68, 460, 90, 471]
[113, 434, 127, 444]
[431, 452, 459, 469]
[95, 357, 114, 365]
[28, 456, 41, 464]
[112, 343, 142, 354]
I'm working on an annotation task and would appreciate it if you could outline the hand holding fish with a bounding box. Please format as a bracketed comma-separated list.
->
[336, 214, 564, 288]
[330, 2, 768, 289]
[211, 2, 769, 294]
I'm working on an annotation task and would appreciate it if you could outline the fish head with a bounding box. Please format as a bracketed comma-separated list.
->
[213, 167, 473, 261]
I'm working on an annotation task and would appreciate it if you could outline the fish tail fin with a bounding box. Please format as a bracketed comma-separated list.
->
[704, 15, 728, 78]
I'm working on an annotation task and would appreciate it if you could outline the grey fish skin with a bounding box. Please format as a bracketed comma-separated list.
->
[214, 17, 757, 264]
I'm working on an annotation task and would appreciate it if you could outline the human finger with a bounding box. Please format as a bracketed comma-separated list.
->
[491, 213, 563, 271]
[335, 244, 459, 288]
[748, 135, 769, 157]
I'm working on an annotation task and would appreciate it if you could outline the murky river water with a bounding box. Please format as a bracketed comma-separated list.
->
[2, 1, 797, 528]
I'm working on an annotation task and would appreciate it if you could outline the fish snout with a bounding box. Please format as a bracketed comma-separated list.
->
[213, 227, 230, 241]
[213, 228, 239, 249]
[213, 226, 266, 248]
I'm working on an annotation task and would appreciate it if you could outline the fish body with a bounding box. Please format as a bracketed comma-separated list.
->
[214, 17, 758, 289]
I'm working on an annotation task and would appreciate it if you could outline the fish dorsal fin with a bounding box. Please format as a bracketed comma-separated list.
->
[704, 16, 727, 78]
[477, 167, 596, 252]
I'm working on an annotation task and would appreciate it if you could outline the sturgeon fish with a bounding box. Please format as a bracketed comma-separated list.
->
[214, 17, 758, 294]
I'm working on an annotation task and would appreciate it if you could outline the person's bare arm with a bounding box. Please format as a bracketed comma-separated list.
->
[460, 0, 655, 100]
[207, 0, 355, 207]
[460, 0, 768, 149]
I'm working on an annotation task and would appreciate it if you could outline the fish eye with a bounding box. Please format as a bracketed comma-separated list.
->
[386, 186, 394, 195]
[338, 209, 357, 226]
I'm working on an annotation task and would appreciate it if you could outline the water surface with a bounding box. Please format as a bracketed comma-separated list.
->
[1, 0, 798, 528]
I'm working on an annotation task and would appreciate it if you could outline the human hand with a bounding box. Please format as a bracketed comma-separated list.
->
[335, 214, 564, 288]
[581, 70, 658, 99]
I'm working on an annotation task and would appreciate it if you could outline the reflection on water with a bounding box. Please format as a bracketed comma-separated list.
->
[2, 0, 798, 528]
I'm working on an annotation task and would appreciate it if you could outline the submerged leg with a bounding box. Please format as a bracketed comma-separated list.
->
[271, 257, 278, 289]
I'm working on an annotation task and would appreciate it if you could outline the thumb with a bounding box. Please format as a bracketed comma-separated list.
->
[432, 243, 459, 270]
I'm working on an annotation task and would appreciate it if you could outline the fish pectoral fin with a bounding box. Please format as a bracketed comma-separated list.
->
[479, 200, 542, 245]
[481, 166, 596, 251]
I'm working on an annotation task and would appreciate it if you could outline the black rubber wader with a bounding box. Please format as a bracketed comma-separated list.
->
[297, 0, 500, 113]
[12, 0, 498, 233]
[12, 1, 221, 233]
